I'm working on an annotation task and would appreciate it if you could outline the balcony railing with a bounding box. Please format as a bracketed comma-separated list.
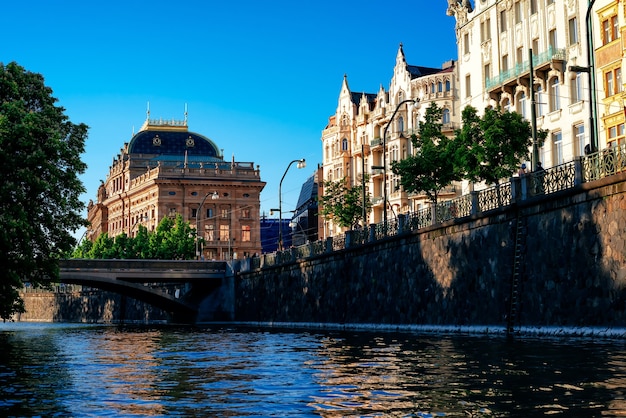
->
[486, 46, 567, 90]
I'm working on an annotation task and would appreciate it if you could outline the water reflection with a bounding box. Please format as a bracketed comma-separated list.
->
[1, 323, 626, 416]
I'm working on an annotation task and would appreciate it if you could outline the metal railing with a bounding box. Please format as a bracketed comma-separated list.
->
[251, 146, 625, 269]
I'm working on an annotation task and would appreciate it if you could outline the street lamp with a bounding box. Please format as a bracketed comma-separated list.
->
[371, 98, 420, 234]
[277, 158, 306, 250]
[568, 0, 598, 153]
[196, 191, 219, 259]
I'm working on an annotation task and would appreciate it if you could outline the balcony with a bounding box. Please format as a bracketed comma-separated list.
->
[485, 46, 567, 92]
[370, 138, 382, 147]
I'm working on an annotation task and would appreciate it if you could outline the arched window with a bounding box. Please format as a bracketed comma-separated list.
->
[397, 116, 405, 133]
[430, 83, 436, 93]
[503, 98, 512, 112]
[442, 108, 451, 124]
[341, 138, 348, 151]
[437, 81, 443, 92]
[445, 79, 451, 91]
[517, 91, 527, 118]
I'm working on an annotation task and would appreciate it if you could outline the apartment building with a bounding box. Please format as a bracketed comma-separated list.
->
[321, 45, 459, 236]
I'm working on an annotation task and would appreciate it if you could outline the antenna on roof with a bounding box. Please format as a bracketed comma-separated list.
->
[146, 101, 150, 121]
[184, 103, 188, 125]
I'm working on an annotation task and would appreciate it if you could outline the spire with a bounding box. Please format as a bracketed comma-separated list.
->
[396, 42, 407, 67]
[184, 103, 188, 125]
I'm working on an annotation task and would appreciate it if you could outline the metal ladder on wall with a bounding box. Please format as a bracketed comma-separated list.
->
[507, 214, 526, 336]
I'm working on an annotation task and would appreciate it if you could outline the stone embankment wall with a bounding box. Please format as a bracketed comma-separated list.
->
[235, 174, 626, 329]
[16, 287, 169, 323]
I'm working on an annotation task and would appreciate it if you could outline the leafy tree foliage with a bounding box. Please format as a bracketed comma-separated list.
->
[71, 214, 196, 260]
[391, 102, 458, 205]
[320, 176, 371, 229]
[453, 105, 539, 185]
[0, 62, 88, 320]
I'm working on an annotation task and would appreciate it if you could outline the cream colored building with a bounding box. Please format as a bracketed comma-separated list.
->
[447, 0, 596, 170]
[87, 112, 266, 260]
[321, 45, 459, 237]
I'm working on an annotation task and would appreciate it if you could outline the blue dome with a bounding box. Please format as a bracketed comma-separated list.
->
[128, 130, 219, 157]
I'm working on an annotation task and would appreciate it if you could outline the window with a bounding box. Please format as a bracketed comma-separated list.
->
[502, 55, 509, 72]
[552, 131, 563, 165]
[445, 80, 451, 91]
[605, 71, 614, 96]
[464, 32, 470, 54]
[206, 208, 213, 219]
[571, 72, 583, 103]
[500, 10, 507, 33]
[530, 0, 538, 14]
[465, 74, 471, 97]
[191, 208, 198, 218]
[481, 18, 491, 43]
[503, 98, 512, 113]
[536, 85, 544, 117]
[431, 82, 436, 93]
[221, 207, 229, 219]
[547, 0, 554, 4]
[205, 225, 215, 241]
[514, 1, 522, 24]
[569, 17, 579, 45]
[608, 123, 625, 148]
[397, 116, 404, 133]
[241, 225, 251, 242]
[550, 78, 560, 112]
[219, 224, 230, 241]
[437, 81, 443, 92]
[341, 137, 348, 151]
[484, 63, 491, 86]
[241, 207, 251, 218]
[442, 108, 451, 124]
[517, 47, 524, 65]
[532, 38, 539, 55]
[549, 29, 557, 49]
[517, 91, 527, 119]
[574, 124, 585, 157]
[602, 15, 619, 45]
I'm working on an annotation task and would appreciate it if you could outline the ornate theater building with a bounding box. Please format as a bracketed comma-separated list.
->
[87, 111, 266, 260]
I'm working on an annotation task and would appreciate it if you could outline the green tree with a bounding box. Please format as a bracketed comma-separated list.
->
[391, 102, 457, 205]
[320, 176, 371, 229]
[0, 62, 88, 320]
[454, 105, 536, 186]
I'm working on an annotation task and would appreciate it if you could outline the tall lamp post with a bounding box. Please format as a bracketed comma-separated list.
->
[569, 0, 598, 152]
[371, 98, 420, 234]
[196, 191, 219, 259]
[277, 158, 306, 250]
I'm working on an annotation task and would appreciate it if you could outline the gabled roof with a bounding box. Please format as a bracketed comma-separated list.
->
[406, 65, 443, 79]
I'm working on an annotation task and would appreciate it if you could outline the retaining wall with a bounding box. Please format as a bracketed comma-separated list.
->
[235, 174, 626, 329]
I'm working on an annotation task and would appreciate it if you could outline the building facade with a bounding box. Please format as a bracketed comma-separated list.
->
[595, 0, 626, 152]
[87, 112, 266, 260]
[447, 0, 596, 169]
[321, 45, 459, 237]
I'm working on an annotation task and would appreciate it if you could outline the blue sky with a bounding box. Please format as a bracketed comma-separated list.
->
[1, 0, 458, 233]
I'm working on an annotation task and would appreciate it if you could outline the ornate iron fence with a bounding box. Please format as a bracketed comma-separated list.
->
[256, 148, 625, 269]
[477, 183, 512, 212]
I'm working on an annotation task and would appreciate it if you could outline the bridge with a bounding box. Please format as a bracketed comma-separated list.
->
[58, 259, 230, 322]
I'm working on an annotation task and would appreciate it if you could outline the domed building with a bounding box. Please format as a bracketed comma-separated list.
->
[87, 110, 266, 260]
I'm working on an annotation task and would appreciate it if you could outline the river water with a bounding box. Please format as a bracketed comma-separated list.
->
[1, 323, 626, 417]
